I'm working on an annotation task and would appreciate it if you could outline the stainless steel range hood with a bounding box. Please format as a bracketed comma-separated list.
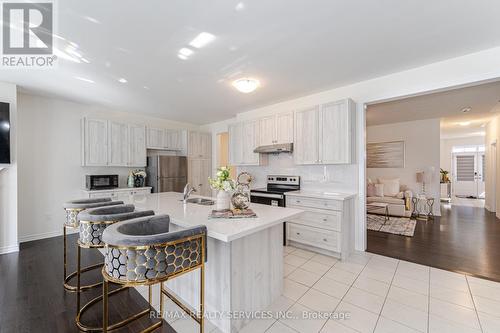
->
[253, 143, 293, 154]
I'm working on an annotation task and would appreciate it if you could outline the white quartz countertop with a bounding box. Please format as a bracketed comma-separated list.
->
[82, 187, 152, 193]
[285, 190, 357, 200]
[132, 192, 303, 243]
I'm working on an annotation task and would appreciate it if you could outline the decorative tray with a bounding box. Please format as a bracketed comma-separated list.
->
[208, 208, 257, 219]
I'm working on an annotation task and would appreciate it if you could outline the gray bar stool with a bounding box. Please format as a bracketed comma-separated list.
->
[101, 215, 207, 333]
[62, 198, 124, 292]
[74, 204, 155, 331]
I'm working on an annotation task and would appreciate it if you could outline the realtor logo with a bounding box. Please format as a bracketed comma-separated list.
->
[1, 1, 55, 67]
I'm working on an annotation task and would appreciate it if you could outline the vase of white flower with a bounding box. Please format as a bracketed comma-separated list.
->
[208, 166, 235, 211]
[216, 190, 231, 211]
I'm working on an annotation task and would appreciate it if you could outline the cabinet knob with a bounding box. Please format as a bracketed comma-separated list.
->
[322, 218, 327, 222]
[296, 232, 301, 235]
[323, 238, 328, 242]
[296, 200, 301, 203]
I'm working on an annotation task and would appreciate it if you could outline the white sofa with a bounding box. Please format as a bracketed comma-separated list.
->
[367, 184, 413, 217]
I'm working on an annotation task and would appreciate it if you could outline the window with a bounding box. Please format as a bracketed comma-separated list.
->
[456, 155, 475, 181]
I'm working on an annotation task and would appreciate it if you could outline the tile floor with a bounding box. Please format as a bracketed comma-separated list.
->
[164, 246, 500, 333]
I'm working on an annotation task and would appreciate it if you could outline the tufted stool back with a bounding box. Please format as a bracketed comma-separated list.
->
[102, 215, 207, 283]
[63, 198, 124, 228]
[77, 204, 155, 247]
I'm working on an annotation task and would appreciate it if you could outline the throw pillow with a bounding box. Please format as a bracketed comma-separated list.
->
[378, 178, 400, 197]
[367, 183, 375, 196]
[374, 183, 384, 197]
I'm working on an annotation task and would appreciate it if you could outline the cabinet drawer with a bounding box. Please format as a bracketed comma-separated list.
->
[287, 223, 340, 252]
[89, 192, 115, 199]
[286, 196, 342, 211]
[290, 209, 341, 231]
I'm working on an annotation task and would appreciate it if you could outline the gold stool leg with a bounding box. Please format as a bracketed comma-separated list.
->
[200, 262, 205, 333]
[103, 279, 108, 333]
[76, 244, 81, 315]
[148, 285, 152, 311]
[160, 282, 164, 319]
[63, 225, 67, 285]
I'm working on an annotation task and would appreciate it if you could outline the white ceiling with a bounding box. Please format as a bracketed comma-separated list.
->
[366, 80, 500, 138]
[3, 0, 500, 124]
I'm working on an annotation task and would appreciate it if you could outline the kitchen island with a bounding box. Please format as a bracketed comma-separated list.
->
[131, 192, 303, 333]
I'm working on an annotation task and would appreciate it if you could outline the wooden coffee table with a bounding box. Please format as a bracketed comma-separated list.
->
[366, 202, 390, 223]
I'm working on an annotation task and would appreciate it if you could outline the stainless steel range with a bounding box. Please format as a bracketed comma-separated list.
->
[250, 175, 300, 245]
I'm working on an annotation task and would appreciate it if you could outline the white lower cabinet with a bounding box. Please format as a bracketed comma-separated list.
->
[286, 193, 355, 260]
[83, 187, 152, 202]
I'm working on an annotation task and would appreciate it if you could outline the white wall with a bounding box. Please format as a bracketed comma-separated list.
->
[203, 46, 500, 251]
[16, 93, 200, 243]
[440, 136, 485, 175]
[367, 119, 441, 215]
[0, 82, 18, 254]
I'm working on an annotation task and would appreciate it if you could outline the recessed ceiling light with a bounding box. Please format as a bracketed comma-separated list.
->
[143, 86, 150, 90]
[189, 32, 215, 49]
[458, 121, 471, 126]
[118, 78, 127, 83]
[74, 76, 94, 83]
[235, 2, 245, 11]
[178, 54, 188, 60]
[232, 78, 260, 93]
[461, 107, 472, 113]
[83, 15, 100, 24]
[179, 48, 194, 57]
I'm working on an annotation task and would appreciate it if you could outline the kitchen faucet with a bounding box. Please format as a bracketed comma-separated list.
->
[183, 183, 197, 203]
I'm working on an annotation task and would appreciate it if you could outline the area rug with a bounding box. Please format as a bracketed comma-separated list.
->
[367, 214, 417, 237]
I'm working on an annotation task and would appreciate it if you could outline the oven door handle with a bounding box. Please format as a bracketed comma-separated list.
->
[250, 192, 284, 199]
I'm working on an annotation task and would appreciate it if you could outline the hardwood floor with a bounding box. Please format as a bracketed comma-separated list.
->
[367, 203, 500, 282]
[0, 234, 176, 333]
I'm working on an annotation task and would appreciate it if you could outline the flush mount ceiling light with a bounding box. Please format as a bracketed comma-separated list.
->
[189, 32, 216, 49]
[118, 78, 128, 83]
[232, 78, 260, 93]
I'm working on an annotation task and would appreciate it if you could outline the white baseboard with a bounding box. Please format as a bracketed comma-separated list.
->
[18, 228, 78, 244]
[0, 244, 19, 254]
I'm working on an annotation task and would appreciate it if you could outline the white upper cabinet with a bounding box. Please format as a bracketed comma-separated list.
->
[83, 118, 108, 166]
[258, 112, 294, 146]
[108, 121, 129, 166]
[294, 106, 319, 165]
[82, 118, 147, 167]
[319, 100, 355, 164]
[188, 131, 211, 159]
[229, 120, 265, 166]
[276, 112, 294, 144]
[146, 127, 165, 149]
[129, 124, 146, 167]
[146, 127, 185, 151]
[228, 123, 243, 165]
[258, 116, 276, 146]
[242, 120, 260, 165]
[164, 129, 182, 150]
[294, 99, 355, 165]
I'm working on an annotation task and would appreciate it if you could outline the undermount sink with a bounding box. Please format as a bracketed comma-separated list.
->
[183, 198, 215, 205]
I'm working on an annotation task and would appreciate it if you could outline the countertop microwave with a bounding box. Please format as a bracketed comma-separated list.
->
[85, 175, 119, 190]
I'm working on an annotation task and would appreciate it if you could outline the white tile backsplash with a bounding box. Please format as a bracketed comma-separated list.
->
[238, 153, 358, 193]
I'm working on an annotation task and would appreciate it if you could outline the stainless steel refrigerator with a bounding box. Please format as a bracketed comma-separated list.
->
[146, 156, 187, 193]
